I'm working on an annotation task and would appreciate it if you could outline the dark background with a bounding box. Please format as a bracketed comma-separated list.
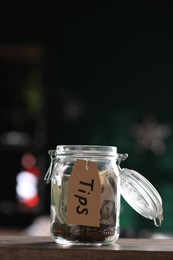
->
[0, 1, 173, 237]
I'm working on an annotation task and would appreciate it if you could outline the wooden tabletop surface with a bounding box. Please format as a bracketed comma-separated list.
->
[0, 236, 173, 259]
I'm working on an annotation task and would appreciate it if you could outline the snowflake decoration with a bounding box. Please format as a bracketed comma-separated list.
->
[130, 114, 171, 155]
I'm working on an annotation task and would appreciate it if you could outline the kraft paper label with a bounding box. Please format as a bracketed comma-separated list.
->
[66, 159, 101, 227]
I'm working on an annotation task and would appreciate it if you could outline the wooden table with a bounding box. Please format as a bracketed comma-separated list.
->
[0, 236, 172, 259]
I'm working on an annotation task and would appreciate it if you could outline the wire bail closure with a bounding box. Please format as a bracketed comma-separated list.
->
[117, 153, 128, 169]
[44, 150, 60, 183]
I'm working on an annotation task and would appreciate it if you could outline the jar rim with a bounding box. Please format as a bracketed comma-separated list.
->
[54, 145, 118, 157]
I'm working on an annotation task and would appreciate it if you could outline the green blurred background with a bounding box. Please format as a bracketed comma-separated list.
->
[0, 1, 172, 237]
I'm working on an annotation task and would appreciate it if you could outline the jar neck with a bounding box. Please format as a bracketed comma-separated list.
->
[53, 145, 118, 159]
[44, 146, 128, 183]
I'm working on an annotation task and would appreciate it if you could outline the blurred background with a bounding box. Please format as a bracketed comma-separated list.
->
[0, 1, 173, 238]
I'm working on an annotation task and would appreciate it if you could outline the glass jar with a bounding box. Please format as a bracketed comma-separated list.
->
[44, 145, 163, 246]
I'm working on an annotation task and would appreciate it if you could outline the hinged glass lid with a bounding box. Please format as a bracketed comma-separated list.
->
[120, 168, 163, 227]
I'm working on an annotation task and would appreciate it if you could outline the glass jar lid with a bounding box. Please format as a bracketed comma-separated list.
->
[120, 168, 163, 226]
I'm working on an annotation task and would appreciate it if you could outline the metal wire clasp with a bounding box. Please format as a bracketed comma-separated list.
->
[44, 150, 60, 184]
[117, 153, 128, 170]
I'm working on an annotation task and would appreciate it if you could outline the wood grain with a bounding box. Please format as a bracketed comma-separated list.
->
[0, 236, 172, 260]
